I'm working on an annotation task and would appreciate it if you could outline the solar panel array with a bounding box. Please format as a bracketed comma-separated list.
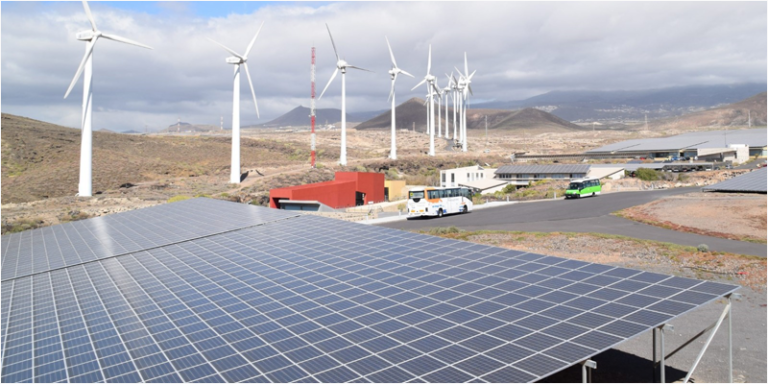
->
[494, 165, 590, 176]
[702, 168, 767, 193]
[1, 198, 297, 281]
[0, 200, 739, 383]
[587, 128, 766, 153]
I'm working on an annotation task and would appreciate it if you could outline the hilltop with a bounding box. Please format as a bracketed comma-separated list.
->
[356, 98, 588, 132]
[643, 92, 767, 131]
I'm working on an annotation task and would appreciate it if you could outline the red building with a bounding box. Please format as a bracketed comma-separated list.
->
[269, 172, 385, 209]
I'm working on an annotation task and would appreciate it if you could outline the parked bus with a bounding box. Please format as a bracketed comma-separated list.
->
[565, 178, 601, 199]
[407, 187, 473, 218]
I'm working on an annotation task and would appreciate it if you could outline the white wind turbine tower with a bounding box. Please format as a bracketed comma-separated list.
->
[319, 24, 372, 166]
[443, 77, 452, 139]
[450, 74, 458, 142]
[435, 78, 442, 139]
[456, 53, 476, 152]
[64, 0, 152, 197]
[385, 37, 414, 160]
[411, 45, 441, 156]
[209, 22, 263, 184]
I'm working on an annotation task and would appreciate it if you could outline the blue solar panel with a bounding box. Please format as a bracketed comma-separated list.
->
[0, 200, 739, 383]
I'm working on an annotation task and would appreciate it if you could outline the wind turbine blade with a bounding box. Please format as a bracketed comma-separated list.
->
[208, 38, 243, 58]
[388, 77, 396, 103]
[454, 67, 465, 79]
[385, 36, 397, 67]
[243, 63, 260, 118]
[464, 52, 468, 76]
[432, 83, 441, 97]
[400, 70, 415, 78]
[64, 38, 97, 99]
[326, 24, 339, 61]
[468, 69, 477, 80]
[427, 44, 432, 75]
[82, 0, 97, 31]
[244, 21, 264, 58]
[411, 78, 426, 91]
[347, 65, 373, 73]
[101, 33, 153, 50]
[468, 84, 474, 96]
[318, 67, 338, 101]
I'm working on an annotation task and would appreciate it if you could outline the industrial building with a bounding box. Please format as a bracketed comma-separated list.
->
[494, 164, 591, 186]
[586, 128, 766, 163]
[269, 172, 384, 210]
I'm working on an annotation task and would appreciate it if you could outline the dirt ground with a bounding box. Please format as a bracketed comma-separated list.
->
[616, 192, 767, 243]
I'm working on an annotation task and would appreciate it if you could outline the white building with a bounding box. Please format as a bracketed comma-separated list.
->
[440, 165, 497, 188]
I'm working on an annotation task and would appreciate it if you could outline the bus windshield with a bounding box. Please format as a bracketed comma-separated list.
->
[568, 182, 583, 190]
[409, 191, 425, 199]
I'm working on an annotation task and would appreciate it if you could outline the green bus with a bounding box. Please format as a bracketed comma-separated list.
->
[565, 178, 601, 199]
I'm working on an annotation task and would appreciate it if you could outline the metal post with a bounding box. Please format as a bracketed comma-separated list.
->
[581, 360, 596, 383]
[728, 295, 733, 383]
[660, 326, 666, 383]
[653, 328, 657, 383]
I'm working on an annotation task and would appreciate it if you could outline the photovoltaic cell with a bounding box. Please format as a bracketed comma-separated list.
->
[0, 199, 739, 383]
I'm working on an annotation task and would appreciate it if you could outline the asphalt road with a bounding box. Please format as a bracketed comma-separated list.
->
[381, 188, 767, 257]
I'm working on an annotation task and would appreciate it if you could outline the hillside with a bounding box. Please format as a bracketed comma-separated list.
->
[162, 122, 221, 133]
[472, 82, 767, 122]
[645, 92, 767, 131]
[356, 98, 587, 132]
[254, 105, 383, 128]
[0, 113, 334, 203]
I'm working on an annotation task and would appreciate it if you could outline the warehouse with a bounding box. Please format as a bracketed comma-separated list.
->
[270, 172, 384, 210]
[494, 164, 590, 186]
[586, 128, 766, 162]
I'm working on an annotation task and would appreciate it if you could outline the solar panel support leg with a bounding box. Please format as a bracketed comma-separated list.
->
[652, 327, 657, 382]
[653, 323, 674, 383]
[682, 293, 739, 384]
[581, 359, 596, 383]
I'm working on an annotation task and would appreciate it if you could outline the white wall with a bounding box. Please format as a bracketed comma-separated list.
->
[440, 166, 497, 188]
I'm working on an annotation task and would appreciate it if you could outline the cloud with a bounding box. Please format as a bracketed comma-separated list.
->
[1, 1, 765, 131]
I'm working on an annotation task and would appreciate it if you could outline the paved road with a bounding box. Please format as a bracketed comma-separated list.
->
[381, 188, 767, 257]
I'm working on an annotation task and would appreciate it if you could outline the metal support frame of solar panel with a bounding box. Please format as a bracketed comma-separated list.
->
[702, 168, 767, 193]
[0, 198, 298, 281]
[0, 210, 739, 383]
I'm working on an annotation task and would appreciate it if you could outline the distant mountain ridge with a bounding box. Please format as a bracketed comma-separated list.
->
[356, 98, 588, 132]
[472, 83, 767, 122]
[253, 106, 386, 128]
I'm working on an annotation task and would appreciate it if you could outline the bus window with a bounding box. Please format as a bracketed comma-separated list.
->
[428, 190, 439, 199]
[409, 191, 424, 199]
[569, 182, 583, 190]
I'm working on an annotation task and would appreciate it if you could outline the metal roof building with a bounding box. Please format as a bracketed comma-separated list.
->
[702, 169, 767, 193]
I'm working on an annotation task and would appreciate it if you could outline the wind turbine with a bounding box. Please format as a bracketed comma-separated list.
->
[209, 22, 263, 184]
[411, 44, 441, 156]
[434, 78, 442, 139]
[319, 24, 372, 166]
[450, 73, 458, 143]
[64, 0, 152, 197]
[455, 52, 476, 152]
[385, 37, 414, 161]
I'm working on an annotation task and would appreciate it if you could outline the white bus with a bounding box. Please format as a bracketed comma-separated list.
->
[407, 187, 474, 218]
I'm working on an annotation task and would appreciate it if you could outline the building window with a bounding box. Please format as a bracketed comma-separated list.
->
[451, 174, 455, 182]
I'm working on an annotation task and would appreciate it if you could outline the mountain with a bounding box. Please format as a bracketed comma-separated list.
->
[356, 98, 588, 132]
[254, 105, 381, 128]
[472, 83, 767, 122]
[162, 121, 220, 133]
[644, 92, 767, 130]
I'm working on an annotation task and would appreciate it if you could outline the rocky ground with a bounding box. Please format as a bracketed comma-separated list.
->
[427, 229, 766, 292]
[615, 192, 767, 243]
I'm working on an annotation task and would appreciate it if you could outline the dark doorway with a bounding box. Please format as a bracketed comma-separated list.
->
[355, 192, 366, 206]
[384, 187, 390, 202]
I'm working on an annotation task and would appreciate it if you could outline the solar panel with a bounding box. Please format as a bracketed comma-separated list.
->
[0, 198, 298, 281]
[702, 168, 767, 193]
[0, 201, 739, 383]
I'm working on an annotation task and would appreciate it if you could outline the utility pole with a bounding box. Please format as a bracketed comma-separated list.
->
[485, 115, 488, 147]
[220, 116, 223, 131]
[310, 45, 316, 168]
[177, 117, 180, 133]
[748, 110, 751, 128]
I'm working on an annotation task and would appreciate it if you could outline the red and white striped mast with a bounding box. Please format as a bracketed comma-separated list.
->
[310, 46, 316, 168]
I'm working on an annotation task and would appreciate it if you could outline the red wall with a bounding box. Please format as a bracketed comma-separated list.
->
[269, 172, 385, 209]
[336, 172, 385, 205]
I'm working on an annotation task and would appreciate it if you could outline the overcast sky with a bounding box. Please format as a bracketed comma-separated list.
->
[2, 1, 766, 132]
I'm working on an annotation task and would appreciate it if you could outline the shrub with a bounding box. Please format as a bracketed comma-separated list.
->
[635, 168, 659, 181]
[168, 195, 191, 203]
[502, 184, 517, 194]
[429, 227, 461, 235]
[697, 244, 710, 253]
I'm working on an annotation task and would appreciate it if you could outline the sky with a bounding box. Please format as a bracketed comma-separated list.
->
[1, 1, 766, 132]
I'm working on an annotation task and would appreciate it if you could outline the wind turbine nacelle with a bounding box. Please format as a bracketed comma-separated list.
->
[226, 57, 243, 64]
[76, 30, 96, 41]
